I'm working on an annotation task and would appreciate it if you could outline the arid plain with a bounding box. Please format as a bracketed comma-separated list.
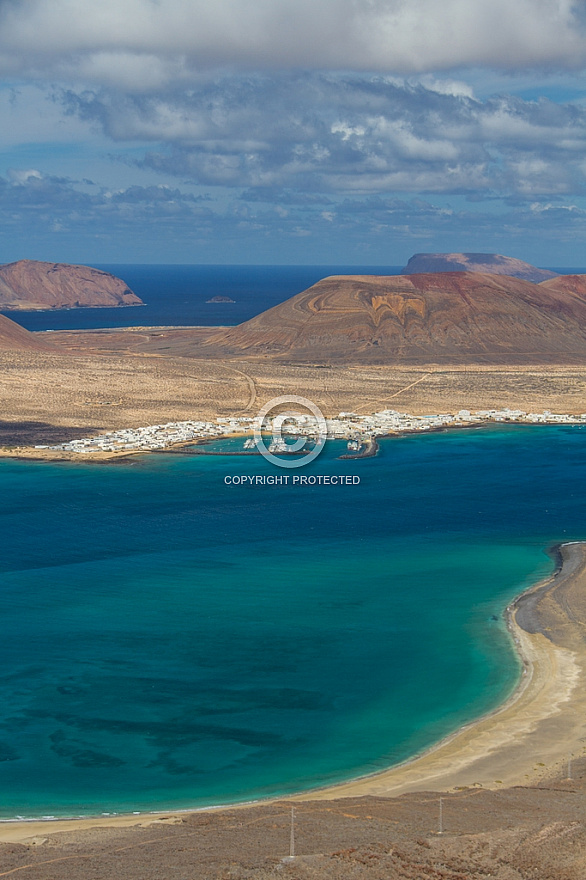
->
[3, 333, 586, 454]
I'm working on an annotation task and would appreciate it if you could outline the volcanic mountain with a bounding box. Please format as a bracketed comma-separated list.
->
[0, 313, 53, 350]
[402, 253, 556, 283]
[202, 271, 586, 364]
[0, 261, 143, 310]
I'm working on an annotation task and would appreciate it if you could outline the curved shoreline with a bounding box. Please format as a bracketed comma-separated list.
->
[1, 540, 586, 841]
[289, 540, 586, 801]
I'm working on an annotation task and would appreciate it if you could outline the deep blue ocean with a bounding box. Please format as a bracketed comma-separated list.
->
[0, 426, 585, 818]
[1, 264, 585, 818]
[0, 265, 405, 331]
[2, 264, 581, 332]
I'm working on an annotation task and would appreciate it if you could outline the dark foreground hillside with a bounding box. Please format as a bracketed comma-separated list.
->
[1, 768, 584, 880]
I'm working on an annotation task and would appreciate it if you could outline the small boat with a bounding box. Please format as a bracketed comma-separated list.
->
[347, 438, 362, 451]
[268, 438, 288, 453]
[243, 438, 256, 449]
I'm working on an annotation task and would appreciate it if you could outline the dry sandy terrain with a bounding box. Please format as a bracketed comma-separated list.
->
[2, 335, 586, 455]
[0, 785, 585, 879]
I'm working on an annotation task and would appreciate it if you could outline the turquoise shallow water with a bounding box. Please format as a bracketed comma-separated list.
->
[0, 426, 584, 818]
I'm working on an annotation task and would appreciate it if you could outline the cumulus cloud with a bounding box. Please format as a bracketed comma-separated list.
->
[0, 0, 585, 88]
[60, 75, 586, 198]
[2, 166, 586, 264]
[0, 171, 214, 234]
[2, 1, 586, 260]
[7, 168, 43, 184]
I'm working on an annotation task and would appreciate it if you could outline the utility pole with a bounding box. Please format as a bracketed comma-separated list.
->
[568, 755, 573, 780]
[281, 807, 296, 864]
[438, 797, 443, 835]
[290, 806, 295, 859]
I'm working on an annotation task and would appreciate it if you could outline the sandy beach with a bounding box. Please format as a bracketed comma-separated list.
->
[295, 541, 586, 800]
[1, 540, 586, 847]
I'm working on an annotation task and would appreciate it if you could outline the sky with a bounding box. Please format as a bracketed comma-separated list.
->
[2, 0, 586, 265]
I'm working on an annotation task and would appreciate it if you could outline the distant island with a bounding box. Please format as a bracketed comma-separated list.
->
[402, 252, 556, 283]
[7, 256, 586, 368]
[0, 260, 143, 310]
